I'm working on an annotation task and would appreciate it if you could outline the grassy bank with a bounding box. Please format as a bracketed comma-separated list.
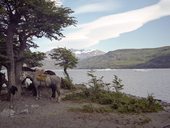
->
[63, 71, 163, 113]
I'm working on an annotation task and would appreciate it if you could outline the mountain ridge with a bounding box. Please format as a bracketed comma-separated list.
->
[77, 46, 170, 69]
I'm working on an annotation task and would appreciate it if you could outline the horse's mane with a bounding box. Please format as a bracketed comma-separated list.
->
[44, 70, 56, 75]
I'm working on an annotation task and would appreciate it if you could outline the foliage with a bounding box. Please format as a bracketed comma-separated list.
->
[86, 70, 105, 96]
[24, 51, 46, 67]
[63, 91, 87, 101]
[0, 41, 8, 67]
[0, 0, 76, 86]
[50, 48, 78, 69]
[113, 94, 163, 113]
[0, 0, 76, 46]
[64, 71, 163, 113]
[61, 76, 74, 90]
[111, 75, 124, 92]
[50, 47, 78, 83]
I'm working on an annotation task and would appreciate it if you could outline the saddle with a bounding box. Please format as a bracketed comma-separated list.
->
[35, 69, 47, 81]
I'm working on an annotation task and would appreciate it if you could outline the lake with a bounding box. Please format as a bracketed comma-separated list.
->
[54, 69, 170, 103]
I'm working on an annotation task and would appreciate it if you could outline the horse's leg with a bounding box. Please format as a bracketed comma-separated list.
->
[51, 84, 61, 102]
[31, 84, 37, 97]
[51, 84, 56, 98]
[0, 84, 3, 94]
[56, 83, 61, 102]
[35, 86, 40, 100]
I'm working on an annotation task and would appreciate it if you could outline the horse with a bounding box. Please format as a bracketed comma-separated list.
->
[0, 72, 18, 100]
[0, 72, 8, 94]
[21, 68, 61, 102]
[21, 76, 37, 96]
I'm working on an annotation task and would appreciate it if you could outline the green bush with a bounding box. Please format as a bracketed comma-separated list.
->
[63, 91, 87, 101]
[64, 71, 163, 113]
[61, 77, 74, 90]
[112, 95, 163, 113]
[112, 75, 124, 92]
[64, 90, 163, 113]
[86, 70, 105, 95]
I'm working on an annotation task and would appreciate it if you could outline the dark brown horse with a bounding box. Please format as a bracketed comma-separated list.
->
[0, 72, 18, 101]
[0, 72, 8, 93]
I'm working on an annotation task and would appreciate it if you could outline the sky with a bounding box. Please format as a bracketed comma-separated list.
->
[34, 0, 170, 52]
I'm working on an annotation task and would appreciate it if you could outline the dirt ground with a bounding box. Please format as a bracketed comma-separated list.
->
[0, 89, 170, 128]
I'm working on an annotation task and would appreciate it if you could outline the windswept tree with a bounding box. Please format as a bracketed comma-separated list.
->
[0, 0, 76, 89]
[50, 47, 78, 81]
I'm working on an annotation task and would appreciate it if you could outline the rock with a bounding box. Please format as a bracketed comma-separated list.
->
[0, 109, 15, 117]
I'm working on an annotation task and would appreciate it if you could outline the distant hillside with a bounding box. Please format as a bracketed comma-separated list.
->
[77, 46, 170, 69]
[41, 49, 105, 69]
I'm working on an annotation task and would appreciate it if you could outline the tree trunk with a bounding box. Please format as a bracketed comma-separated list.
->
[15, 61, 23, 96]
[64, 67, 70, 81]
[63, 67, 74, 89]
[6, 24, 16, 87]
[15, 38, 27, 96]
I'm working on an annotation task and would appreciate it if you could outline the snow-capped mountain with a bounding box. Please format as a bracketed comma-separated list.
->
[41, 49, 105, 69]
[70, 49, 105, 60]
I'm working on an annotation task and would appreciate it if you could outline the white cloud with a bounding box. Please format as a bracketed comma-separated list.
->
[51, 0, 170, 49]
[74, 1, 120, 15]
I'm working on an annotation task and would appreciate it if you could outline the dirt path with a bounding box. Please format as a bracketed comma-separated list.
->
[0, 91, 170, 128]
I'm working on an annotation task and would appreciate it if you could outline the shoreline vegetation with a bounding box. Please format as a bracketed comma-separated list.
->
[62, 72, 164, 114]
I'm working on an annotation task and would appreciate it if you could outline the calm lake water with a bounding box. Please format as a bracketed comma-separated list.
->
[54, 69, 170, 103]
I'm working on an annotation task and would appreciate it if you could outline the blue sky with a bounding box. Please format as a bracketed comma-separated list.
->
[34, 0, 170, 52]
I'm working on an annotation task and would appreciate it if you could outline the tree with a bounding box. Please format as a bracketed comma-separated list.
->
[50, 47, 78, 81]
[24, 51, 46, 67]
[0, 0, 76, 90]
[87, 70, 105, 96]
[112, 75, 124, 93]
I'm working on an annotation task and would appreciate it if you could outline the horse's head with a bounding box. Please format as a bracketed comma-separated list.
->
[22, 77, 33, 88]
[0, 72, 5, 80]
[20, 71, 34, 89]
